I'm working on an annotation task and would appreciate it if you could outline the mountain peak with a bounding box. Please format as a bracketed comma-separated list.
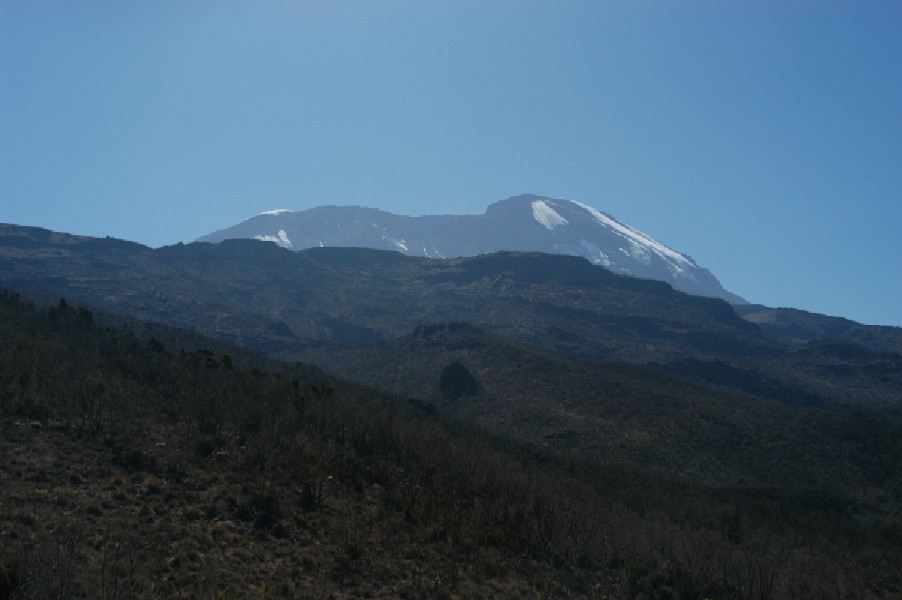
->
[198, 196, 745, 303]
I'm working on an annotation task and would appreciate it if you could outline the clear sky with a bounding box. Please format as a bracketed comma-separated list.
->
[2, 1, 901, 326]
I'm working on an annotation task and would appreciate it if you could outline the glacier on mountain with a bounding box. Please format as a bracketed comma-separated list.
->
[571, 200, 691, 277]
[532, 200, 569, 231]
[254, 229, 293, 249]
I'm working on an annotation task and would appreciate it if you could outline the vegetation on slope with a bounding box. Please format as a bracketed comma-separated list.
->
[736, 304, 902, 355]
[2, 291, 902, 599]
[3, 226, 900, 417]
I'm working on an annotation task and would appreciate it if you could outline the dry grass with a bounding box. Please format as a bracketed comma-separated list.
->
[0, 420, 575, 599]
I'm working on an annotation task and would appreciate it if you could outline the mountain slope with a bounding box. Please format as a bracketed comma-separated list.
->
[0, 224, 767, 361]
[4, 287, 902, 599]
[2, 224, 901, 416]
[198, 195, 745, 303]
[737, 303, 902, 354]
[0, 289, 630, 598]
[297, 322, 902, 502]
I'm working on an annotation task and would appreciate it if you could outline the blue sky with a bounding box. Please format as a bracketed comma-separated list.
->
[2, 1, 901, 326]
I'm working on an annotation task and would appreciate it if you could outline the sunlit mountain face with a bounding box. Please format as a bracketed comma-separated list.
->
[198, 194, 745, 303]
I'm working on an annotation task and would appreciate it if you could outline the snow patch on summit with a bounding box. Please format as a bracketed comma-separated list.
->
[254, 229, 293, 249]
[259, 209, 291, 216]
[532, 200, 568, 230]
[570, 201, 692, 270]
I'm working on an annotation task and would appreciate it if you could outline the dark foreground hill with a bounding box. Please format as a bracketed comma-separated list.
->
[303, 323, 902, 492]
[3, 291, 902, 599]
[300, 322, 902, 514]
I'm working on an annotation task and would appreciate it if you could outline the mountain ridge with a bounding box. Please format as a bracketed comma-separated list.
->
[0, 224, 766, 360]
[198, 194, 746, 303]
[3, 223, 901, 418]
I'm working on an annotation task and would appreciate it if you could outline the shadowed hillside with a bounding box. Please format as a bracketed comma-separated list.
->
[298, 322, 902, 518]
[2, 291, 902, 598]
[3, 225, 902, 598]
[4, 225, 900, 417]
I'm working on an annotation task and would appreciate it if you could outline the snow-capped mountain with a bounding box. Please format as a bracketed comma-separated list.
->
[198, 194, 745, 303]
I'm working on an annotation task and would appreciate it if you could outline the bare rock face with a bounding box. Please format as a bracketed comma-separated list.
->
[198, 195, 745, 303]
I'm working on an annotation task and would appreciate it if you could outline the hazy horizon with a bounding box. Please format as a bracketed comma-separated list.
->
[3, 1, 900, 326]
